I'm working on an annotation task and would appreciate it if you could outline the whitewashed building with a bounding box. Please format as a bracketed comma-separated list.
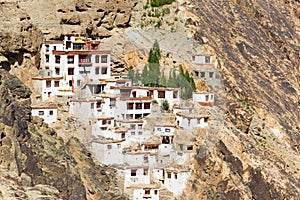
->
[192, 54, 221, 89]
[131, 184, 160, 200]
[31, 105, 58, 124]
[91, 140, 124, 165]
[176, 112, 209, 129]
[192, 91, 214, 107]
[35, 34, 112, 101]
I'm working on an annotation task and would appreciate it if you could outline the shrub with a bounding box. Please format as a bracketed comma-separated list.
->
[162, 99, 169, 111]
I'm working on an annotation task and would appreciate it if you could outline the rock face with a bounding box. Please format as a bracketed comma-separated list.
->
[18, 0, 136, 39]
[178, 0, 300, 199]
[0, 69, 127, 199]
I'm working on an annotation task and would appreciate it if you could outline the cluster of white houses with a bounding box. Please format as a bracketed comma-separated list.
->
[30, 34, 216, 199]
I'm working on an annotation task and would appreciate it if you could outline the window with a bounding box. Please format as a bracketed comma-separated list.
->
[102, 120, 107, 125]
[38, 111, 44, 116]
[66, 41, 71, 49]
[204, 117, 209, 123]
[144, 103, 151, 109]
[127, 103, 134, 110]
[45, 55, 49, 63]
[101, 67, 107, 74]
[117, 144, 121, 148]
[131, 132, 135, 135]
[53, 46, 56, 50]
[91, 103, 94, 109]
[54, 81, 59, 87]
[173, 91, 178, 98]
[209, 72, 214, 78]
[157, 128, 161, 131]
[205, 56, 210, 63]
[95, 55, 100, 63]
[165, 128, 170, 132]
[67, 56, 74, 64]
[174, 173, 178, 179]
[145, 189, 150, 195]
[158, 91, 165, 98]
[143, 169, 148, 176]
[69, 80, 73, 87]
[205, 95, 209, 101]
[194, 71, 199, 77]
[101, 127, 107, 130]
[130, 124, 135, 129]
[138, 124, 142, 129]
[46, 80, 51, 88]
[45, 45, 49, 52]
[55, 67, 60, 75]
[135, 103, 142, 109]
[131, 169, 137, 176]
[187, 145, 193, 150]
[138, 131, 142, 135]
[101, 55, 108, 63]
[167, 172, 171, 179]
[95, 67, 100, 75]
[107, 145, 112, 150]
[121, 133, 125, 139]
[144, 155, 148, 162]
[55, 55, 60, 64]
[77, 80, 81, 86]
[68, 68, 74, 75]
[96, 102, 101, 108]
[200, 72, 205, 78]
[49, 110, 53, 115]
[154, 190, 158, 195]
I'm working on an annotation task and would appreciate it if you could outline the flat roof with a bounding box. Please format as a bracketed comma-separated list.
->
[128, 184, 160, 189]
[32, 106, 58, 110]
[52, 50, 111, 55]
[176, 112, 210, 119]
[32, 76, 63, 81]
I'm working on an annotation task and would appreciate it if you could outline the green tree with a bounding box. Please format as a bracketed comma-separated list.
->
[141, 40, 161, 86]
[141, 64, 149, 85]
[162, 99, 169, 111]
[128, 66, 135, 84]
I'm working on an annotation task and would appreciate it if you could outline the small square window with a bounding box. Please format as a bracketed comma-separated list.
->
[46, 80, 51, 88]
[95, 67, 100, 75]
[107, 145, 112, 150]
[101, 67, 107, 75]
[205, 56, 210, 63]
[38, 111, 44, 116]
[95, 55, 100, 63]
[45, 55, 49, 63]
[131, 169, 137, 176]
[54, 81, 59, 87]
[49, 110, 54, 115]
[101, 55, 108, 63]
[67, 56, 74, 64]
[55, 55, 60, 64]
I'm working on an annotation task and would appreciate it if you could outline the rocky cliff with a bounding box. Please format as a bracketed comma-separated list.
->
[181, 0, 300, 199]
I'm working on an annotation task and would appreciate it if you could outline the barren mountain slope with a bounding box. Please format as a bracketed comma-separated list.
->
[180, 0, 300, 199]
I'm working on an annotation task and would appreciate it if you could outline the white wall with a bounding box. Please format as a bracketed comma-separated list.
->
[163, 170, 191, 196]
[91, 142, 124, 165]
[31, 107, 57, 124]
